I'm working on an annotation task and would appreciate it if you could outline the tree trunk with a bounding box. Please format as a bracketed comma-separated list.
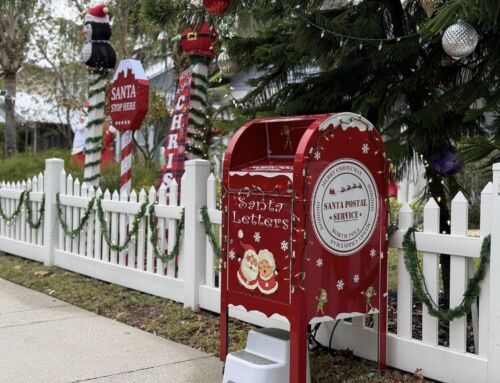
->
[4, 71, 18, 156]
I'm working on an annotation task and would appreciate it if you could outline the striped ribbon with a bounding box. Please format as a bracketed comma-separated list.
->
[120, 130, 133, 196]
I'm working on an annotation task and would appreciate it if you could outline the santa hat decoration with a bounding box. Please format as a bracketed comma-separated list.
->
[85, 3, 110, 23]
[238, 229, 256, 255]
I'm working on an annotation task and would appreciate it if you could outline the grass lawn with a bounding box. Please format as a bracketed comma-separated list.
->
[0, 252, 427, 383]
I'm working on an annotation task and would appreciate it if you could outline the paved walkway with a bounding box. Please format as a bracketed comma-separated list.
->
[0, 278, 223, 383]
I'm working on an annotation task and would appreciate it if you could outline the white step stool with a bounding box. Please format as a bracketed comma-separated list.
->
[222, 328, 310, 383]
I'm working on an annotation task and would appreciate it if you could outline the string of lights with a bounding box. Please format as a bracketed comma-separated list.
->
[291, 8, 422, 48]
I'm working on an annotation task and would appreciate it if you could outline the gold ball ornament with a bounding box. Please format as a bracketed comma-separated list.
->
[420, 0, 440, 18]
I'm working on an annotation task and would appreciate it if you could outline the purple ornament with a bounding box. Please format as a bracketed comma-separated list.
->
[430, 147, 463, 177]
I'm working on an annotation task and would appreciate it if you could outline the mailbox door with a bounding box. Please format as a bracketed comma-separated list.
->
[294, 115, 389, 321]
[225, 192, 292, 308]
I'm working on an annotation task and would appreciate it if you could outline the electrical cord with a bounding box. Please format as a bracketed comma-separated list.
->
[328, 320, 341, 350]
[306, 320, 342, 353]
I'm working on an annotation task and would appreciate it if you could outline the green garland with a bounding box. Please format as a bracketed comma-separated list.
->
[25, 192, 45, 230]
[147, 203, 184, 263]
[200, 205, 221, 269]
[96, 198, 148, 252]
[402, 227, 490, 322]
[56, 192, 185, 261]
[56, 193, 96, 238]
[0, 191, 46, 229]
[0, 190, 27, 224]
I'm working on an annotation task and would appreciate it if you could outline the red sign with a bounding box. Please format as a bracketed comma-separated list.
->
[109, 59, 149, 132]
[227, 193, 292, 304]
[220, 114, 390, 383]
[158, 68, 192, 189]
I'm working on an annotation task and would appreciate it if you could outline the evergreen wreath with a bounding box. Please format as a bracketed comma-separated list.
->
[402, 227, 490, 322]
[200, 205, 221, 269]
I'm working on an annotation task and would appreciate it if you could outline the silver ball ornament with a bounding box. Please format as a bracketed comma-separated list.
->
[442, 21, 478, 59]
[217, 50, 236, 75]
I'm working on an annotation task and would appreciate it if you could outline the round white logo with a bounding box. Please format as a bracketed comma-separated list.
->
[311, 159, 379, 256]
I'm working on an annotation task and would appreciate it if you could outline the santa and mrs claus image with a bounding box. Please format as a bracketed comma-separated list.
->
[236, 229, 279, 295]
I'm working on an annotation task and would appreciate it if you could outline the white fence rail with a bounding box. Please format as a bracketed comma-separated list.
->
[0, 157, 499, 383]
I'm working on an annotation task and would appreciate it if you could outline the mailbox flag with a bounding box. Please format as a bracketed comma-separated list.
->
[158, 68, 193, 189]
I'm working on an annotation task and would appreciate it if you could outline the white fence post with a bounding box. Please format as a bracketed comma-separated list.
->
[43, 158, 64, 266]
[488, 164, 500, 382]
[180, 159, 211, 310]
[397, 203, 414, 339]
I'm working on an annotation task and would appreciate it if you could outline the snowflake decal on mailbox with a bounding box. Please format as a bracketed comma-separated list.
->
[336, 279, 345, 290]
[281, 240, 289, 251]
[254, 232, 261, 243]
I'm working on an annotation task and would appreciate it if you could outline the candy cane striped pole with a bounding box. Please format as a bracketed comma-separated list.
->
[120, 130, 133, 196]
[84, 70, 107, 186]
[186, 62, 208, 157]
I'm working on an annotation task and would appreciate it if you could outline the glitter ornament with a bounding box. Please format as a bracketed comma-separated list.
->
[217, 49, 235, 75]
[420, 0, 440, 18]
[442, 21, 479, 59]
[430, 147, 463, 177]
[203, 0, 231, 15]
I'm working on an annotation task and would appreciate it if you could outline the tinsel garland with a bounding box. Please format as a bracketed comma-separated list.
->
[96, 197, 148, 252]
[403, 227, 490, 321]
[147, 203, 184, 263]
[25, 192, 45, 230]
[56, 193, 185, 261]
[0, 190, 27, 224]
[200, 205, 221, 269]
[56, 193, 97, 239]
[0, 191, 45, 230]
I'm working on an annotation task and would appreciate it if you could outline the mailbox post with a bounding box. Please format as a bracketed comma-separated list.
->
[220, 113, 389, 383]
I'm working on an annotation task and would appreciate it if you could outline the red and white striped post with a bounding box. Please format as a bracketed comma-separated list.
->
[120, 130, 133, 196]
[109, 59, 149, 195]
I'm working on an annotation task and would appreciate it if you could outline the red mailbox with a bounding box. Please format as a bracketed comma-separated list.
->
[220, 113, 390, 383]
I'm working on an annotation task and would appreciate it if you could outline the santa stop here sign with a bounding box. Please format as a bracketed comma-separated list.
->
[109, 59, 149, 133]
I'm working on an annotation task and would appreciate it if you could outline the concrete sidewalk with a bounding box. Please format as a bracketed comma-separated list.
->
[0, 278, 223, 383]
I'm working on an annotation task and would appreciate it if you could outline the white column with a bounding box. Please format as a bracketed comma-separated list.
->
[84, 72, 106, 186]
[43, 158, 64, 266]
[488, 164, 500, 382]
[180, 159, 210, 310]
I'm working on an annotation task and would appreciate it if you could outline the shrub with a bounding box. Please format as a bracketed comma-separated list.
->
[0, 150, 160, 193]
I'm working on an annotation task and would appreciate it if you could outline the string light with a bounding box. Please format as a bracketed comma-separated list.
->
[292, 9, 420, 45]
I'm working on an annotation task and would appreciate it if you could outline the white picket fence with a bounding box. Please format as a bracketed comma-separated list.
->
[1, 157, 500, 383]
